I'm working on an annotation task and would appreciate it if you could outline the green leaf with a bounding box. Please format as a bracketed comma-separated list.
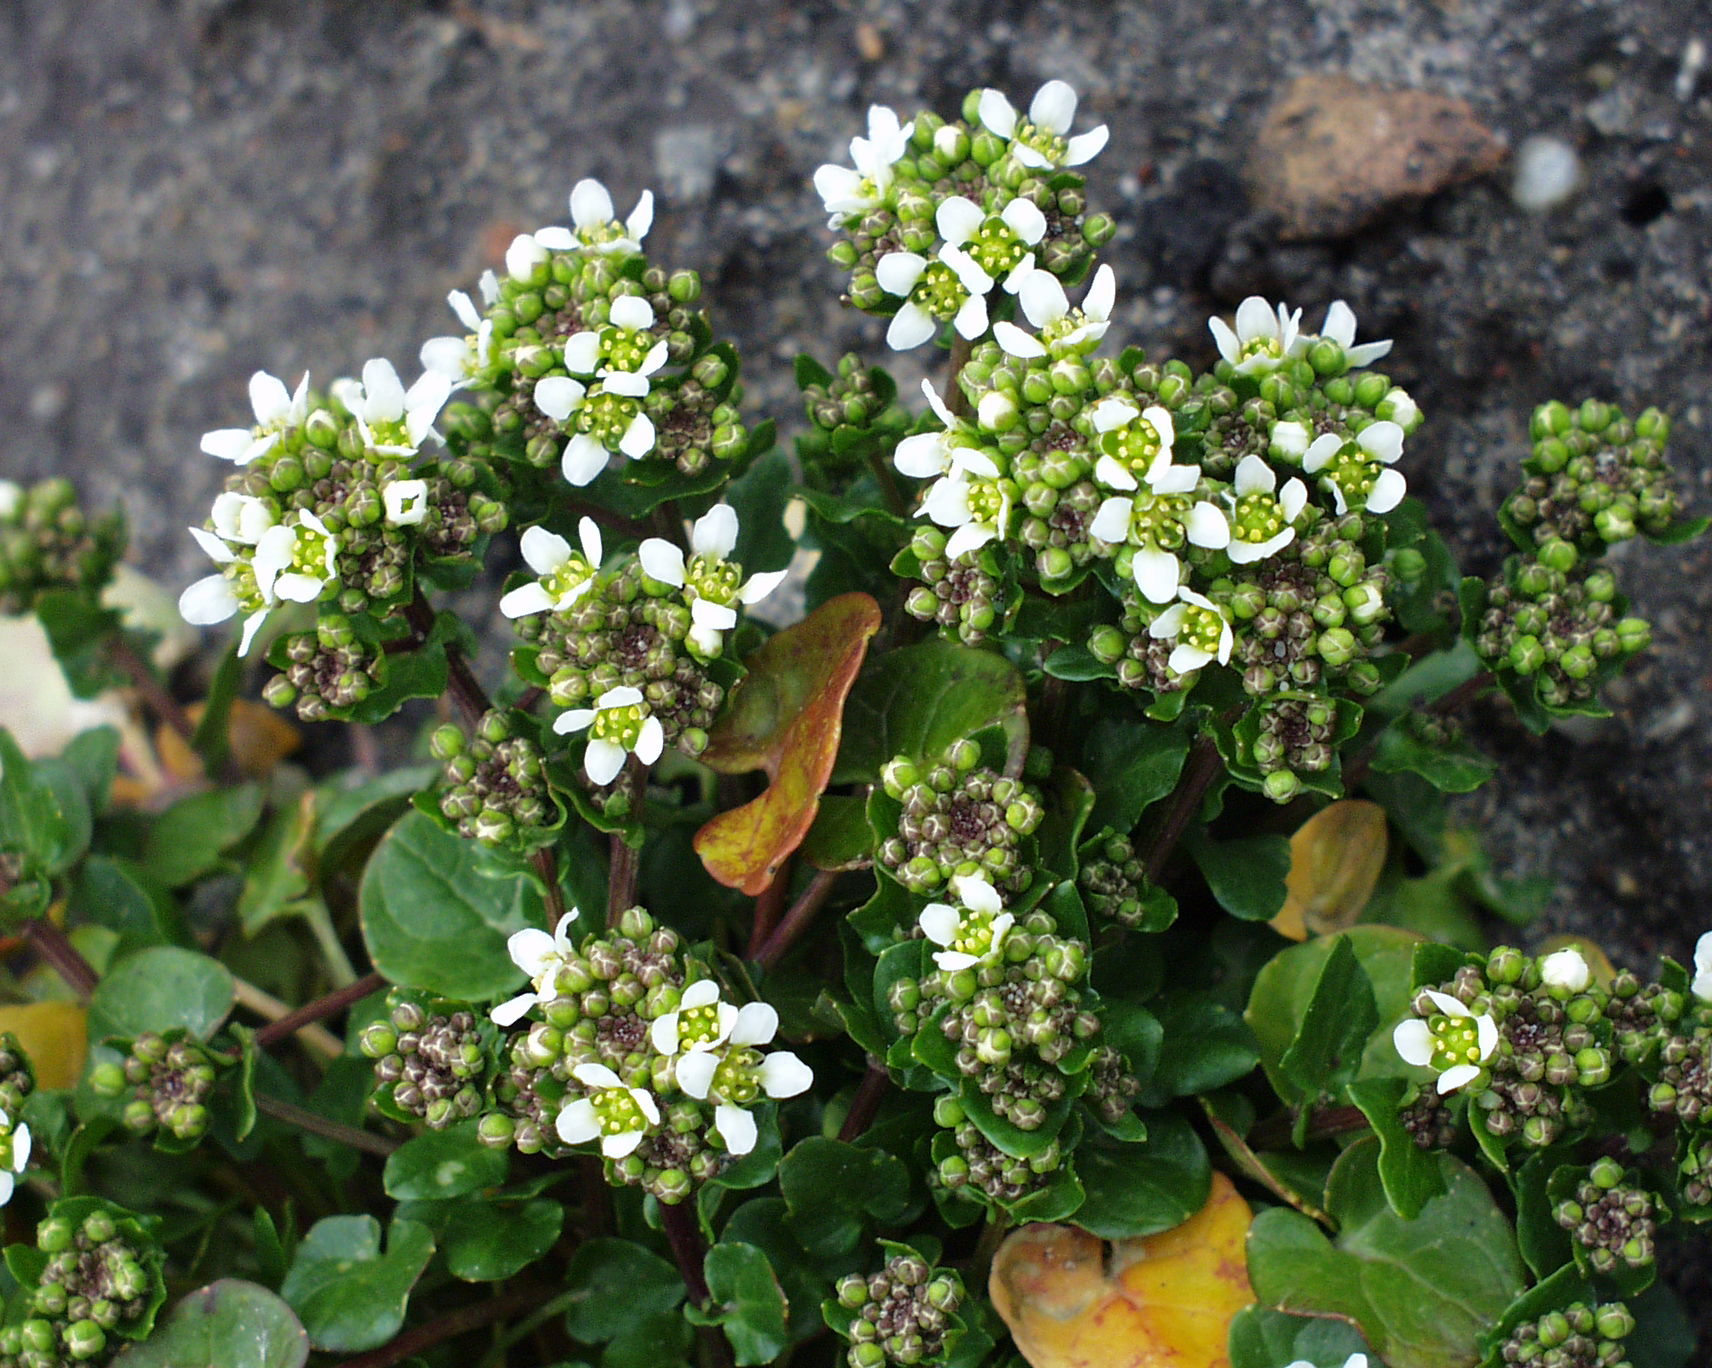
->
[1227, 1306, 1374, 1368]
[114, 1279, 309, 1368]
[1278, 935, 1380, 1098]
[1041, 643, 1116, 681]
[1082, 719, 1190, 834]
[140, 783, 265, 887]
[69, 856, 188, 947]
[1346, 1077, 1448, 1219]
[1187, 832, 1290, 921]
[279, 1215, 435, 1354]
[238, 799, 316, 934]
[359, 811, 542, 998]
[1371, 725, 1496, 793]
[90, 946, 234, 1043]
[1138, 992, 1258, 1105]
[703, 1242, 790, 1366]
[800, 794, 873, 871]
[1247, 1138, 1525, 1368]
[33, 590, 128, 698]
[382, 1120, 509, 1200]
[0, 728, 90, 879]
[779, 1137, 912, 1259]
[726, 447, 796, 573]
[444, 1197, 561, 1282]
[1073, 1110, 1211, 1239]
[62, 727, 119, 815]
[834, 640, 1027, 782]
[562, 1238, 685, 1343]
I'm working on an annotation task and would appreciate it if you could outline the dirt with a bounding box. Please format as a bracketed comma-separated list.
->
[2, 0, 1708, 1346]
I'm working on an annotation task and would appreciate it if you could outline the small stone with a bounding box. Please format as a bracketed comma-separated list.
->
[1247, 74, 1505, 240]
[1510, 136, 1581, 213]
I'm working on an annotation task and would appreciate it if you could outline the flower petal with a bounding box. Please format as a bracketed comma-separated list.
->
[1392, 1019, 1434, 1068]
[886, 301, 938, 351]
[1084, 265, 1116, 321]
[875, 252, 928, 298]
[635, 717, 664, 765]
[740, 569, 788, 605]
[561, 332, 602, 375]
[1367, 467, 1407, 515]
[935, 195, 985, 246]
[584, 738, 627, 786]
[1089, 496, 1132, 544]
[178, 575, 239, 626]
[535, 376, 586, 422]
[570, 178, 616, 229]
[692, 503, 739, 559]
[249, 371, 292, 424]
[730, 1001, 779, 1047]
[1168, 642, 1212, 674]
[715, 1102, 758, 1156]
[993, 321, 1046, 359]
[1064, 125, 1109, 166]
[639, 538, 687, 587]
[555, 1098, 600, 1145]
[1437, 1063, 1480, 1095]
[977, 88, 1018, 139]
[918, 902, 960, 947]
[677, 1050, 718, 1100]
[1234, 453, 1276, 496]
[200, 428, 254, 462]
[603, 1128, 645, 1159]
[1132, 546, 1183, 604]
[490, 992, 540, 1028]
[1019, 271, 1069, 328]
[1186, 501, 1231, 549]
[758, 1050, 814, 1098]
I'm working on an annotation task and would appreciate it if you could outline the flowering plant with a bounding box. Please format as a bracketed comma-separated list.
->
[0, 76, 1706, 1368]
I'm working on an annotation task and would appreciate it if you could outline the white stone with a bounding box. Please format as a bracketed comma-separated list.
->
[1510, 135, 1581, 213]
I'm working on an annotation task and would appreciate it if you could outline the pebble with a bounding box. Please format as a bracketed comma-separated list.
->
[1510, 135, 1582, 212]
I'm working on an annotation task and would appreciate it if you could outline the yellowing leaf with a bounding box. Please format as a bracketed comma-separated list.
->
[694, 593, 881, 895]
[1273, 799, 1388, 942]
[0, 1002, 89, 1089]
[159, 700, 302, 782]
[990, 1170, 1254, 1368]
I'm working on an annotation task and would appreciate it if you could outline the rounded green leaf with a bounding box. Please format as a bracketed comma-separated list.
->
[90, 946, 235, 1043]
[114, 1279, 309, 1368]
[280, 1216, 435, 1354]
[382, 1121, 509, 1201]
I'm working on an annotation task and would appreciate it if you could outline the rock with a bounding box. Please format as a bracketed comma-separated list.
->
[1247, 73, 1506, 240]
[1511, 135, 1582, 213]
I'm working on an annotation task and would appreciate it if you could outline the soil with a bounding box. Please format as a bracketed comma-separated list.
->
[2, 0, 1708, 1348]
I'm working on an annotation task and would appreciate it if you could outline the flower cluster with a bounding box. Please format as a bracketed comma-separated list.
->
[878, 741, 1045, 896]
[0, 1201, 165, 1368]
[480, 907, 811, 1204]
[1553, 1158, 1659, 1275]
[1494, 1299, 1635, 1368]
[817, 86, 1115, 353]
[827, 1246, 966, 1368]
[360, 995, 492, 1131]
[0, 479, 126, 615]
[259, 613, 385, 721]
[430, 711, 557, 850]
[88, 1031, 222, 1145]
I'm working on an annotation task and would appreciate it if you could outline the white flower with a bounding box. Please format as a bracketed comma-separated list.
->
[345, 358, 451, 458]
[1540, 947, 1591, 994]
[200, 370, 311, 466]
[0, 482, 20, 519]
[505, 232, 548, 281]
[935, 194, 1047, 295]
[1224, 455, 1308, 564]
[178, 508, 329, 658]
[1268, 419, 1312, 462]
[653, 983, 781, 1066]
[179, 539, 267, 657]
[382, 479, 429, 527]
[534, 179, 655, 257]
[921, 452, 1012, 560]
[1285, 1357, 1367, 1368]
[420, 288, 498, 385]
[813, 105, 914, 221]
[876, 246, 994, 351]
[490, 911, 581, 1026]
[638, 505, 787, 659]
[893, 381, 970, 480]
[1208, 297, 1307, 377]
[1393, 989, 1500, 1095]
[1315, 300, 1393, 370]
[498, 518, 604, 619]
[560, 295, 670, 393]
[555, 1062, 662, 1159]
[1301, 422, 1406, 516]
[553, 685, 664, 785]
[1147, 586, 1234, 675]
[977, 80, 1109, 170]
[0, 1110, 30, 1206]
[675, 1011, 813, 1158]
[209, 492, 278, 546]
[254, 510, 339, 606]
[1692, 931, 1712, 1003]
[919, 875, 1014, 973]
[993, 264, 1115, 360]
[533, 367, 657, 487]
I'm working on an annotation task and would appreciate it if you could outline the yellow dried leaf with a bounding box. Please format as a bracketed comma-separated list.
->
[0, 1002, 89, 1089]
[1273, 799, 1388, 942]
[990, 1170, 1254, 1368]
[157, 699, 302, 782]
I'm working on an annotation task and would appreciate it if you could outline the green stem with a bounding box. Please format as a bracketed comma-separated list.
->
[300, 895, 359, 988]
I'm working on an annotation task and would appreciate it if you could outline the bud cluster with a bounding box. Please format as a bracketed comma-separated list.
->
[930, 1093, 1064, 1206]
[1504, 400, 1680, 552]
[900, 527, 1006, 645]
[0, 1032, 38, 1117]
[1496, 1298, 1635, 1368]
[360, 995, 491, 1130]
[1077, 834, 1154, 928]
[1553, 1158, 1658, 1274]
[0, 479, 125, 614]
[88, 1031, 221, 1145]
[0, 1203, 164, 1368]
[832, 1248, 965, 1368]
[261, 613, 384, 721]
[1243, 693, 1341, 803]
[878, 742, 1044, 896]
[798, 354, 912, 484]
[430, 711, 556, 849]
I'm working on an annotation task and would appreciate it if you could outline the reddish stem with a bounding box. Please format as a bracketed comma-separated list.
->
[745, 865, 792, 961]
[1144, 735, 1222, 882]
[753, 869, 840, 971]
[253, 971, 387, 1051]
[253, 1094, 398, 1157]
[22, 919, 97, 1001]
[837, 1059, 889, 1143]
[331, 1286, 541, 1368]
[107, 629, 196, 742]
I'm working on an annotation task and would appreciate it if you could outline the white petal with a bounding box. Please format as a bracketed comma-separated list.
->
[602, 1128, 645, 1159]
[249, 371, 292, 424]
[609, 295, 655, 332]
[1540, 948, 1591, 992]
[627, 190, 655, 240]
[632, 1088, 662, 1126]
[602, 369, 652, 401]
[935, 195, 985, 246]
[1091, 398, 1140, 434]
[1083, 264, 1116, 320]
[1063, 125, 1109, 166]
[955, 874, 1002, 916]
[1367, 467, 1407, 515]
[650, 1014, 683, 1056]
[1168, 642, 1212, 673]
[1001, 197, 1048, 245]
[448, 289, 482, 330]
[1360, 421, 1405, 464]
[554, 708, 596, 735]
[200, 428, 254, 462]
[730, 1002, 779, 1047]
[692, 504, 739, 559]
[570, 178, 616, 229]
[237, 611, 268, 658]
[561, 333, 602, 375]
[1145, 458, 1199, 497]
[1186, 501, 1231, 549]
[918, 902, 960, 948]
[499, 582, 555, 620]
[1235, 296, 1279, 344]
[359, 358, 406, 422]
[740, 570, 788, 605]
[1132, 546, 1183, 604]
[533, 227, 577, 252]
[1271, 420, 1312, 460]
[682, 980, 723, 1010]
[1423, 989, 1472, 1019]
[1234, 453, 1276, 496]
[188, 525, 238, 564]
[677, 1050, 718, 1100]
[814, 163, 865, 213]
[584, 739, 627, 786]
[639, 539, 687, 587]
[535, 376, 586, 422]
[555, 1098, 600, 1145]
[561, 434, 609, 486]
[715, 1103, 758, 1156]
[576, 517, 603, 567]
[952, 448, 1001, 480]
[599, 686, 644, 709]
[1696, 931, 1712, 978]
[875, 252, 928, 297]
[420, 336, 470, 380]
[993, 321, 1046, 359]
[1002, 254, 1036, 294]
[886, 302, 937, 352]
[1208, 315, 1240, 366]
[1142, 406, 1175, 452]
[1279, 479, 1308, 522]
[1147, 603, 1187, 640]
[944, 522, 994, 559]
[977, 88, 1018, 139]
[490, 992, 539, 1028]
[1029, 79, 1077, 134]
[1301, 434, 1343, 475]
[758, 1051, 814, 1099]
[934, 949, 981, 973]
[1346, 339, 1393, 368]
[178, 575, 238, 626]
[1392, 1019, 1435, 1068]
[894, 432, 950, 479]
[619, 412, 657, 459]
[507, 926, 560, 978]
[1089, 496, 1132, 543]
[1476, 1014, 1500, 1061]
[636, 339, 670, 378]
[1322, 300, 1357, 346]
[273, 572, 324, 604]
[635, 717, 664, 766]
[12, 1124, 29, 1172]
[952, 292, 989, 341]
[920, 379, 958, 429]
[1094, 455, 1138, 493]
[922, 476, 971, 529]
[571, 1063, 623, 1090]
[1019, 271, 1069, 328]
[1437, 1064, 1480, 1095]
[520, 525, 572, 576]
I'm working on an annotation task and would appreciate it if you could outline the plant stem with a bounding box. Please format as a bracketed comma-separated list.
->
[606, 757, 644, 928]
[837, 1059, 889, 1142]
[1144, 734, 1222, 882]
[252, 971, 387, 1052]
[1247, 1102, 1369, 1151]
[660, 1202, 735, 1368]
[564, 498, 651, 542]
[232, 976, 345, 1060]
[22, 919, 97, 1001]
[745, 864, 792, 961]
[867, 448, 909, 518]
[1342, 669, 1495, 791]
[334, 1286, 542, 1368]
[253, 1094, 398, 1157]
[753, 869, 840, 972]
[106, 628, 196, 743]
[944, 334, 974, 419]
